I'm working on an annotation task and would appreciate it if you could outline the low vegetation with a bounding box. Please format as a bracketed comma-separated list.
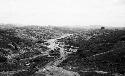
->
[0, 24, 125, 76]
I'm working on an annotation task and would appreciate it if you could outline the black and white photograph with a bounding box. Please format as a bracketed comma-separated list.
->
[0, 0, 125, 76]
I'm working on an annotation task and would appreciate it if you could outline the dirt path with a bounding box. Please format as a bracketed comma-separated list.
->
[44, 34, 73, 66]
[35, 34, 80, 76]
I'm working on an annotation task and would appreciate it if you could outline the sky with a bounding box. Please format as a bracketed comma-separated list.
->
[0, 0, 125, 27]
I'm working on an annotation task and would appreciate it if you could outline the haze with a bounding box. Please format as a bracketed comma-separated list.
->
[0, 0, 125, 27]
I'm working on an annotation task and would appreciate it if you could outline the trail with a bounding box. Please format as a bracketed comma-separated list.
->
[36, 34, 80, 76]
[46, 34, 73, 66]
[41, 34, 73, 67]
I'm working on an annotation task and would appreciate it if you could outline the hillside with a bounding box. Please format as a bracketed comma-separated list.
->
[58, 28, 125, 75]
[0, 24, 125, 76]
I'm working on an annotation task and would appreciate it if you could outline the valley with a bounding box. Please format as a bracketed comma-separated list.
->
[0, 25, 125, 76]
